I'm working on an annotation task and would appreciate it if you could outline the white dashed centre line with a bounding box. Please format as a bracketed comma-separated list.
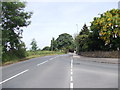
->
[37, 60, 48, 66]
[71, 71, 73, 75]
[71, 76, 73, 81]
[70, 57, 73, 89]
[37, 56, 59, 66]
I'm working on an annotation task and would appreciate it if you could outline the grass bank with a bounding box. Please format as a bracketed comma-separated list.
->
[27, 51, 64, 58]
[2, 51, 65, 66]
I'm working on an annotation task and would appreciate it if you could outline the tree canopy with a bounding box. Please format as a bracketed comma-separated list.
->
[56, 33, 74, 52]
[75, 9, 120, 53]
[2, 1, 32, 62]
[75, 24, 90, 53]
[90, 9, 120, 50]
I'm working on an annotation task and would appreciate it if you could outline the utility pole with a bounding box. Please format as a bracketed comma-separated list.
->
[76, 24, 78, 34]
[75, 24, 79, 54]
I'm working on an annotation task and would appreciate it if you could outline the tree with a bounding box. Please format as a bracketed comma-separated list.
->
[30, 38, 38, 51]
[75, 35, 89, 53]
[50, 37, 57, 51]
[42, 46, 50, 51]
[91, 9, 120, 50]
[79, 24, 89, 35]
[2, 1, 32, 61]
[56, 33, 74, 52]
[89, 17, 106, 51]
[75, 24, 90, 53]
[75, 9, 120, 53]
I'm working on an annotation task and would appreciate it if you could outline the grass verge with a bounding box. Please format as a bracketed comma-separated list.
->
[2, 51, 65, 66]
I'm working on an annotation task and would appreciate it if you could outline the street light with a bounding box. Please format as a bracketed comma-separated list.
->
[76, 24, 78, 34]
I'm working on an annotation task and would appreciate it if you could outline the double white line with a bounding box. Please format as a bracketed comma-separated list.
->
[70, 58, 73, 89]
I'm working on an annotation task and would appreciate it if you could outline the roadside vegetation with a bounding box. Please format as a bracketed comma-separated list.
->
[1, 1, 120, 65]
[2, 50, 64, 65]
[2, 2, 32, 64]
[1, 2, 64, 65]
[75, 9, 120, 56]
[27, 51, 64, 58]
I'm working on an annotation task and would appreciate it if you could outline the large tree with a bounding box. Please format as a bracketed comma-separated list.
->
[75, 24, 91, 53]
[91, 9, 120, 50]
[56, 33, 74, 52]
[89, 17, 106, 51]
[2, 1, 32, 61]
[75, 35, 89, 53]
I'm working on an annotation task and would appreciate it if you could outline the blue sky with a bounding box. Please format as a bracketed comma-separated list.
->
[22, 1, 118, 50]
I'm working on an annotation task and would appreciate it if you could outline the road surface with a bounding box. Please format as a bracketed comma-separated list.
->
[0, 54, 118, 89]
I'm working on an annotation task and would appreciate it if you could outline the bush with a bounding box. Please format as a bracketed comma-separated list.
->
[2, 48, 27, 63]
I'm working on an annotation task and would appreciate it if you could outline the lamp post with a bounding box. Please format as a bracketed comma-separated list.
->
[75, 24, 79, 54]
[76, 24, 78, 34]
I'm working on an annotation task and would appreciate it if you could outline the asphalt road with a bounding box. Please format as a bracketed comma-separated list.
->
[0, 54, 118, 88]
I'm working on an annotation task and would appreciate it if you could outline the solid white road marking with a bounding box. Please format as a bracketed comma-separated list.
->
[70, 82, 73, 88]
[0, 69, 29, 85]
[71, 71, 73, 75]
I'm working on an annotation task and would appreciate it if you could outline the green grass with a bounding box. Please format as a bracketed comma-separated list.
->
[26, 50, 64, 58]
[2, 51, 65, 66]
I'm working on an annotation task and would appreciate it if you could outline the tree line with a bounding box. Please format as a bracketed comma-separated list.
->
[41, 33, 75, 53]
[42, 9, 120, 54]
[75, 9, 120, 54]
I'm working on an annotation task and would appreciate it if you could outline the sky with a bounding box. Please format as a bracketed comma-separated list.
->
[22, 0, 119, 50]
